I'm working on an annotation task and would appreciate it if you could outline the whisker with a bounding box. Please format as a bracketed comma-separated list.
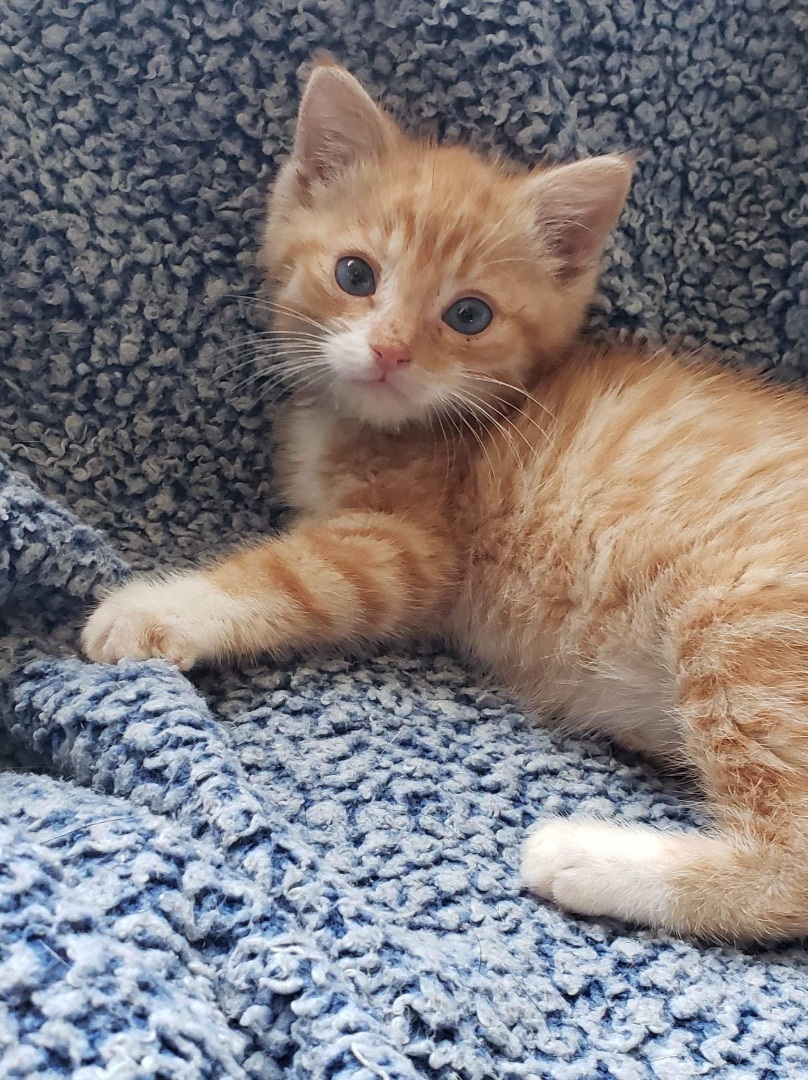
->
[230, 347, 329, 364]
[216, 347, 327, 382]
[463, 374, 557, 450]
[259, 299, 351, 336]
[229, 357, 331, 397]
[467, 372, 557, 423]
[254, 368, 328, 404]
[491, 396, 555, 451]
[437, 411, 454, 499]
[459, 390, 526, 458]
[231, 359, 331, 389]
[232, 367, 322, 403]
[218, 339, 328, 362]
[443, 397, 498, 481]
[445, 388, 517, 464]
[222, 294, 339, 337]
[266, 303, 352, 336]
[220, 330, 327, 351]
[428, 405, 456, 502]
[462, 383, 555, 451]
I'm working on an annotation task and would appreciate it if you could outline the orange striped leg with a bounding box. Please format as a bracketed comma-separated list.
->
[81, 511, 454, 669]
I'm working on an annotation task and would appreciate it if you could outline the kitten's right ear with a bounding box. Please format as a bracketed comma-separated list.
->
[526, 154, 635, 284]
[291, 59, 397, 187]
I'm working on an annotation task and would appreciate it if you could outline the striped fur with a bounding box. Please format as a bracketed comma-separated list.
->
[84, 60, 808, 943]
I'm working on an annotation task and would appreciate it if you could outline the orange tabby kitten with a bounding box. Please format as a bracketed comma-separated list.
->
[84, 58, 808, 943]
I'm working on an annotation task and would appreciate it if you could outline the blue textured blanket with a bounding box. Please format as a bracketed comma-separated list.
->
[1, 1, 807, 1077]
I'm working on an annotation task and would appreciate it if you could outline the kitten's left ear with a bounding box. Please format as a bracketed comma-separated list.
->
[292, 58, 398, 186]
[525, 154, 635, 283]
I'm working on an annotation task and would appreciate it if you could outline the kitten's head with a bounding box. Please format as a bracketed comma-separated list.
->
[263, 57, 633, 428]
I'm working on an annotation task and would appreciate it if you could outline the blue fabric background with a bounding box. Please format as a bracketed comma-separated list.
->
[1, 1, 806, 1076]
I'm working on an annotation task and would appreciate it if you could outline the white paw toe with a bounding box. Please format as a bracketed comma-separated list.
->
[522, 817, 677, 926]
[521, 818, 599, 904]
[84, 606, 195, 668]
[81, 575, 229, 669]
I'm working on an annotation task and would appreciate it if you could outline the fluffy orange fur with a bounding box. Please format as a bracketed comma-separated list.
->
[84, 58, 808, 943]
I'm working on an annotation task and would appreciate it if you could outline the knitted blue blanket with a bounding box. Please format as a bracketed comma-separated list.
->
[1, 1, 806, 1076]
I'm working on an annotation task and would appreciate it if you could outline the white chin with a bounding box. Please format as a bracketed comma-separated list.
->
[331, 381, 428, 428]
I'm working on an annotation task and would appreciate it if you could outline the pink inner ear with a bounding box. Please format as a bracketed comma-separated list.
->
[294, 65, 394, 185]
[529, 156, 634, 282]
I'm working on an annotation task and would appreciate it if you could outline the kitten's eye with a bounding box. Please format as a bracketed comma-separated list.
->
[442, 297, 493, 335]
[335, 256, 376, 297]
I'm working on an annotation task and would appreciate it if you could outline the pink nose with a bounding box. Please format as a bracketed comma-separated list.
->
[371, 343, 410, 374]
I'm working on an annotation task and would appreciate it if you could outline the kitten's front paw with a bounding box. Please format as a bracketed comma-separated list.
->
[82, 575, 229, 669]
[521, 817, 676, 927]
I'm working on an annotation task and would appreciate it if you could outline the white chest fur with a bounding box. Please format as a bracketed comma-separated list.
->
[274, 401, 341, 516]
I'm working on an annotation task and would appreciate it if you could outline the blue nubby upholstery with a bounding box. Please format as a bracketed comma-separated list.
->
[1, 2, 806, 1076]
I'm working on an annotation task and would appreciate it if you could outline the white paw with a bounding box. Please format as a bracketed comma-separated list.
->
[522, 817, 677, 927]
[82, 574, 232, 669]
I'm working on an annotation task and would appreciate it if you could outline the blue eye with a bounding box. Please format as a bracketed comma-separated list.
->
[442, 297, 493, 335]
[335, 256, 376, 296]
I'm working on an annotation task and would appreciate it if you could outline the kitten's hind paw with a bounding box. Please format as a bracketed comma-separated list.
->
[521, 817, 677, 928]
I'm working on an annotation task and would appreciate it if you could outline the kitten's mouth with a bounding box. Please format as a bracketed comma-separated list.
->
[348, 374, 409, 398]
[331, 370, 426, 427]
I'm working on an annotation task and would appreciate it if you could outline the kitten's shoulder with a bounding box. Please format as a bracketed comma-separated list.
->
[545, 340, 797, 400]
[537, 340, 807, 436]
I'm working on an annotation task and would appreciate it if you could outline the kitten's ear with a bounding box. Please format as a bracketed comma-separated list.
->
[526, 155, 634, 283]
[292, 58, 397, 186]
